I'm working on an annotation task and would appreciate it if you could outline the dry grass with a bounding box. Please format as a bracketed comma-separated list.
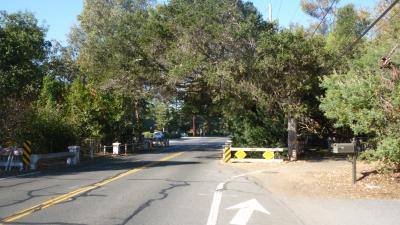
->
[229, 159, 400, 199]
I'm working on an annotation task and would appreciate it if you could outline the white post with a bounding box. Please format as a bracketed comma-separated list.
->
[112, 142, 121, 155]
[30, 154, 39, 170]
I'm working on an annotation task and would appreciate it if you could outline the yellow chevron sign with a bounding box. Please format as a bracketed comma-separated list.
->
[223, 147, 231, 163]
[22, 141, 32, 166]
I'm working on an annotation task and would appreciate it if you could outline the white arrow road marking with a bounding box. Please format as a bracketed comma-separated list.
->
[206, 183, 225, 225]
[227, 199, 270, 225]
[206, 167, 286, 225]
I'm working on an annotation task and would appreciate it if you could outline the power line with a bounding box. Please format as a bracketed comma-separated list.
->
[289, 3, 300, 25]
[327, 0, 400, 71]
[311, 0, 338, 37]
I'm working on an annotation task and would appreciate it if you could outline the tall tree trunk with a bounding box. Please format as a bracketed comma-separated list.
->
[288, 114, 298, 161]
[134, 100, 143, 141]
[192, 114, 196, 137]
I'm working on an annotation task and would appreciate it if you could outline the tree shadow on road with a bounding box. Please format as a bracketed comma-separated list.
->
[3, 160, 201, 181]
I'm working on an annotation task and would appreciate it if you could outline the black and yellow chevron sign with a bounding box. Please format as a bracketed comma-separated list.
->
[22, 141, 32, 166]
[223, 147, 231, 163]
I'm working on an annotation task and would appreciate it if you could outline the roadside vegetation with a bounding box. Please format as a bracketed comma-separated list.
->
[0, 0, 399, 170]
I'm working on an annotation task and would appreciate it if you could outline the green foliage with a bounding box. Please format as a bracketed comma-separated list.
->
[0, 11, 48, 99]
[65, 80, 100, 138]
[17, 76, 77, 153]
[65, 79, 132, 143]
[229, 117, 286, 148]
[320, 32, 400, 166]
[19, 108, 77, 154]
[255, 29, 328, 116]
[320, 70, 385, 135]
[0, 11, 48, 144]
[153, 101, 168, 131]
[2, 0, 399, 168]
[142, 131, 153, 138]
[375, 135, 400, 169]
[326, 4, 369, 60]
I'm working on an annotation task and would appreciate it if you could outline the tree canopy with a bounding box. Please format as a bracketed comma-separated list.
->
[1, 0, 400, 167]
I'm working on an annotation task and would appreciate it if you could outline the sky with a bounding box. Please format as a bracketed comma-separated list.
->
[1, 0, 377, 45]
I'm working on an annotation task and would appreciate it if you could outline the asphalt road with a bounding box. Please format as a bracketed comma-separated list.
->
[1, 137, 398, 225]
[0, 137, 303, 225]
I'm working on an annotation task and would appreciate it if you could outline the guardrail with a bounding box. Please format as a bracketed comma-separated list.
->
[223, 146, 287, 163]
[29, 146, 80, 170]
[30, 150, 79, 170]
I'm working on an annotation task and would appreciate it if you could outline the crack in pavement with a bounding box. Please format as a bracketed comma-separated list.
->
[119, 181, 190, 225]
[0, 185, 61, 209]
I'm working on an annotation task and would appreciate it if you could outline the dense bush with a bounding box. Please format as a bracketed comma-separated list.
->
[17, 108, 77, 154]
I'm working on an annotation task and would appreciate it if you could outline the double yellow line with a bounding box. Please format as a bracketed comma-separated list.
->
[1, 152, 184, 224]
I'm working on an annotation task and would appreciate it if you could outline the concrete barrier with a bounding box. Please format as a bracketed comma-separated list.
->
[30, 148, 80, 170]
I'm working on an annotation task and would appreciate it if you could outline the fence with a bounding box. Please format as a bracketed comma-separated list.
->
[80, 138, 102, 159]
[101, 138, 169, 155]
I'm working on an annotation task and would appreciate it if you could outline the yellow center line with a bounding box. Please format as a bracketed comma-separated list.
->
[0, 152, 184, 224]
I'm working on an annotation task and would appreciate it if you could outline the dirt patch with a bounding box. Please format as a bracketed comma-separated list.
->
[229, 159, 400, 199]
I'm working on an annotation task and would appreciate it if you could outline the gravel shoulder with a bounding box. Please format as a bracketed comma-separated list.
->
[228, 158, 400, 200]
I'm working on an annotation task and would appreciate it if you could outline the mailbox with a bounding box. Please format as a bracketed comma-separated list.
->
[332, 143, 355, 154]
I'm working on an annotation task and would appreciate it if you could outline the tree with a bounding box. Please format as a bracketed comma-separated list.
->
[78, 0, 168, 139]
[326, 4, 370, 63]
[18, 76, 76, 153]
[0, 11, 49, 144]
[373, 0, 400, 40]
[160, 0, 269, 138]
[320, 5, 400, 168]
[254, 28, 329, 159]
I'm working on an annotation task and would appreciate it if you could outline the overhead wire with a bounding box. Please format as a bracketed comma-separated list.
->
[326, 0, 400, 71]
[289, 3, 301, 25]
[311, 0, 338, 37]
[374, 9, 399, 38]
